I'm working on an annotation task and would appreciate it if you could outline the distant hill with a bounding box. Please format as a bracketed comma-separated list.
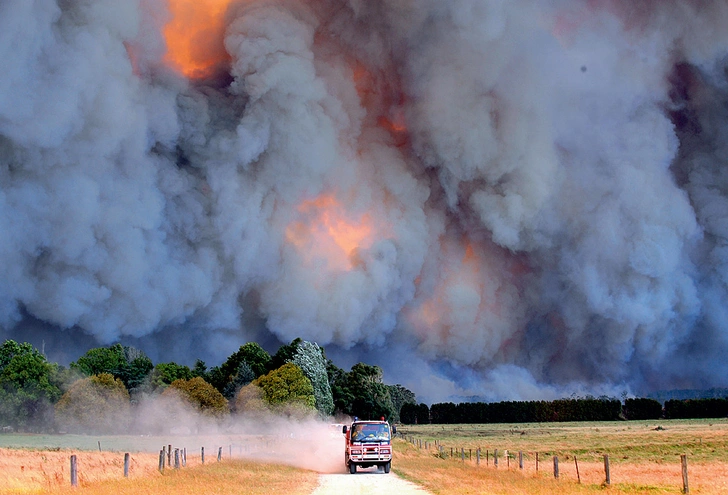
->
[648, 388, 728, 404]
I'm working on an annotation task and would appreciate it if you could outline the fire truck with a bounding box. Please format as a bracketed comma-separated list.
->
[342, 418, 396, 474]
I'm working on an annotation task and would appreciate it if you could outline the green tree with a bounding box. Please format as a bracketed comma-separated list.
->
[121, 347, 154, 392]
[162, 377, 229, 418]
[624, 398, 663, 420]
[192, 359, 207, 381]
[209, 342, 271, 395]
[236, 342, 271, 378]
[223, 361, 255, 400]
[268, 338, 302, 371]
[0, 340, 34, 369]
[345, 363, 395, 421]
[71, 344, 152, 393]
[71, 344, 126, 376]
[149, 362, 194, 391]
[291, 341, 334, 417]
[387, 384, 417, 423]
[400, 402, 418, 424]
[253, 363, 315, 417]
[0, 340, 63, 432]
[55, 373, 131, 434]
[327, 360, 354, 414]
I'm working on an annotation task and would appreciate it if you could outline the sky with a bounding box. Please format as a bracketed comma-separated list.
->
[2, 0, 728, 404]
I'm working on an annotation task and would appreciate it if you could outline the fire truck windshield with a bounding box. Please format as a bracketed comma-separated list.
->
[351, 423, 390, 442]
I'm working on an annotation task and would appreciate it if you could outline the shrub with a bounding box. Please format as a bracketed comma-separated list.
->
[235, 383, 269, 418]
[55, 373, 130, 434]
[253, 363, 316, 418]
[162, 377, 229, 418]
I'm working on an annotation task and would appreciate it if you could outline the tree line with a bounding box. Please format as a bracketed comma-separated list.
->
[400, 396, 728, 424]
[0, 338, 416, 433]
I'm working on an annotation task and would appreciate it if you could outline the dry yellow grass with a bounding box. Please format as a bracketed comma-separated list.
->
[0, 448, 160, 493]
[394, 420, 728, 495]
[0, 448, 318, 495]
[394, 440, 728, 494]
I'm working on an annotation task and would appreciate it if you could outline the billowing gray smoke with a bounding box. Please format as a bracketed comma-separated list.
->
[2, 0, 728, 403]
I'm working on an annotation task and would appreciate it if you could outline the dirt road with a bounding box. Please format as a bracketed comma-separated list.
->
[310, 468, 432, 495]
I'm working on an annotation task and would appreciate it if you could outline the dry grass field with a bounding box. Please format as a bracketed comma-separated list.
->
[0, 447, 319, 495]
[2, 419, 726, 494]
[394, 419, 728, 494]
[0, 448, 159, 493]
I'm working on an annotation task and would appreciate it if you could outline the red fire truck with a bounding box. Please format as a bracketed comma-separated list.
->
[342, 418, 396, 474]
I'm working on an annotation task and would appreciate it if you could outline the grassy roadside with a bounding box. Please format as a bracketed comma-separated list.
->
[392, 420, 728, 494]
[49, 460, 319, 495]
[0, 453, 319, 495]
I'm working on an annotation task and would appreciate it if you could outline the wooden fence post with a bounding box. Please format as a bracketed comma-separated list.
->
[70, 455, 78, 487]
[461, 447, 465, 462]
[536, 452, 539, 471]
[182, 448, 187, 467]
[519, 451, 523, 470]
[477, 448, 480, 465]
[681, 454, 689, 494]
[506, 450, 509, 468]
[575, 456, 580, 483]
[124, 453, 130, 478]
[553, 456, 559, 479]
[167, 444, 172, 466]
[201, 447, 205, 464]
[494, 449, 498, 467]
[217, 446, 222, 462]
[158, 449, 164, 473]
[604, 454, 610, 485]
[174, 449, 180, 469]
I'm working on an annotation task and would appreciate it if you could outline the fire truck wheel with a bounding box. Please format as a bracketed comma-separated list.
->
[349, 463, 357, 474]
[384, 462, 391, 473]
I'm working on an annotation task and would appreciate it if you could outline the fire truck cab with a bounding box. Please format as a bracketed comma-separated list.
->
[342, 418, 396, 474]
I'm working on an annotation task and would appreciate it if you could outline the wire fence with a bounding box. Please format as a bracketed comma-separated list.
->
[401, 435, 692, 494]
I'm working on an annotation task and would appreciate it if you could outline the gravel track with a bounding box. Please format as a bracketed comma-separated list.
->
[310, 467, 432, 495]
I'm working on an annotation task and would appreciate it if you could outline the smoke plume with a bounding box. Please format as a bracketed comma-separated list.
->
[2, 0, 728, 403]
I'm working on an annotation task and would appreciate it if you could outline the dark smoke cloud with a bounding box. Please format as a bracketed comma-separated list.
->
[2, 0, 728, 403]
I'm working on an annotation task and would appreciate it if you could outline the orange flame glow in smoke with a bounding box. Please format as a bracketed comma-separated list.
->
[350, 59, 409, 146]
[286, 194, 375, 271]
[407, 239, 502, 340]
[163, 0, 233, 78]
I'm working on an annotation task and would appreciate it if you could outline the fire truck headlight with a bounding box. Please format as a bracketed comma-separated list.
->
[351, 449, 361, 455]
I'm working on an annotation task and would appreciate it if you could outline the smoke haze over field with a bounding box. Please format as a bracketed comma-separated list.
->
[2, 0, 728, 403]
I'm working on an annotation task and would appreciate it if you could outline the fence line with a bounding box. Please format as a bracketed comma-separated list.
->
[63, 439, 260, 486]
[56, 434, 692, 489]
[404, 434, 691, 492]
